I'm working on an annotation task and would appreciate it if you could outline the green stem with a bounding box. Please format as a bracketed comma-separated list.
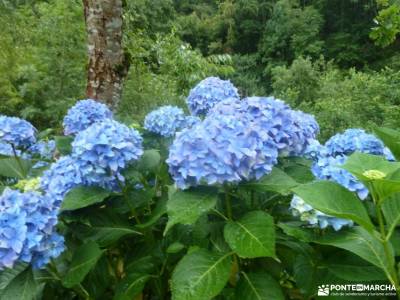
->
[225, 189, 233, 220]
[372, 189, 400, 295]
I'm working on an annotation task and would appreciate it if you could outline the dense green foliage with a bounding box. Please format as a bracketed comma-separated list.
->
[1, 0, 400, 135]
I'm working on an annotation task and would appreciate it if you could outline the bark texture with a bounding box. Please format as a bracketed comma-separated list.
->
[82, 0, 128, 110]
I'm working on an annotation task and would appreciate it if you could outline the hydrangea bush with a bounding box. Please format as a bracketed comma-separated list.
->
[1, 80, 400, 300]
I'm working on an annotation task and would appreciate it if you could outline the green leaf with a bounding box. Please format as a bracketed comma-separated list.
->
[0, 157, 32, 179]
[327, 264, 386, 282]
[135, 197, 167, 229]
[314, 227, 396, 284]
[171, 249, 232, 300]
[382, 194, 400, 239]
[61, 186, 111, 211]
[234, 271, 284, 300]
[293, 181, 374, 231]
[374, 126, 400, 161]
[0, 262, 28, 290]
[224, 211, 275, 258]
[241, 168, 298, 195]
[137, 149, 161, 173]
[62, 242, 103, 288]
[167, 242, 185, 254]
[54, 135, 73, 155]
[114, 273, 151, 300]
[83, 210, 142, 246]
[278, 222, 316, 242]
[164, 188, 217, 235]
[0, 268, 40, 300]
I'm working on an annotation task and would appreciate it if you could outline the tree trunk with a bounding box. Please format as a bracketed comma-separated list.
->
[82, 0, 128, 110]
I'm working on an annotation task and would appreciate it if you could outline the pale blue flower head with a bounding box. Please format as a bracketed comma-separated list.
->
[183, 115, 201, 128]
[167, 113, 278, 189]
[239, 97, 319, 156]
[63, 99, 113, 135]
[325, 128, 388, 157]
[144, 106, 186, 137]
[28, 140, 56, 160]
[0, 188, 64, 270]
[40, 156, 84, 205]
[186, 77, 240, 116]
[290, 195, 353, 231]
[0, 116, 36, 148]
[71, 119, 143, 180]
[0, 141, 17, 157]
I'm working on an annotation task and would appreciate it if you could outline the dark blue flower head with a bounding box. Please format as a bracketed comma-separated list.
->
[28, 140, 56, 160]
[290, 195, 353, 231]
[0, 116, 36, 148]
[186, 77, 240, 116]
[63, 99, 113, 135]
[167, 113, 278, 189]
[0, 188, 64, 270]
[40, 156, 84, 205]
[144, 106, 186, 137]
[71, 119, 143, 182]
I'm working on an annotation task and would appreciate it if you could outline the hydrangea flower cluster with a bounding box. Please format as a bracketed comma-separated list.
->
[209, 97, 319, 156]
[292, 128, 394, 230]
[0, 116, 36, 148]
[0, 188, 64, 270]
[167, 113, 278, 189]
[40, 156, 84, 206]
[28, 140, 56, 160]
[71, 120, 143, 187]
[0, 141, 17, 156]
[144, 106, 187, 137]
[290, 195, 353, 231]
[63, 99, 113, 135]
[186, 77, 240, 116]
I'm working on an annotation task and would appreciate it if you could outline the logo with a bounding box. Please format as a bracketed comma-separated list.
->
[318, 285, 330, 296]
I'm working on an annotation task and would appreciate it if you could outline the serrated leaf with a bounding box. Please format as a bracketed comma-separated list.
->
[164, 188, 217, 235]
[293, 181, 374, 231]
[314, 227, 396, 284]
[235, 271, 284, 300]
[83, 211, 143, 246]
[171, 249, 232, 300]
[0, 268, 39, 300]
[114, 272, 151, 300]
[62, 186, 111, 211]
[62, 242, 103, 288]
[241, 168, 298, 194]
[0, 263, 28, 290]
[0, 157, 32, 179]
[224, 211, 275, 258]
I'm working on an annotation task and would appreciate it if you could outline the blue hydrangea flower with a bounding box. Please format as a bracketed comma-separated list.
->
[312, 154, 369, 199]
[63, 99, 113, 135]
[144, 106, 186, 137]
[71, 120, 143, 185]
[0, 188, 64, 270]
[0, 141, 18, 157]
[325, 129, 388, 157]
[186, 77, 240, 116]
[0, 116, 36, 148]
[290, 195, 353, 231]
[167, 113, 278, 189]
[28, 140, 56, 160]
[40, 156, 84, 205]
[183, 115, 201, 128]
[209, 97, 319, 157]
